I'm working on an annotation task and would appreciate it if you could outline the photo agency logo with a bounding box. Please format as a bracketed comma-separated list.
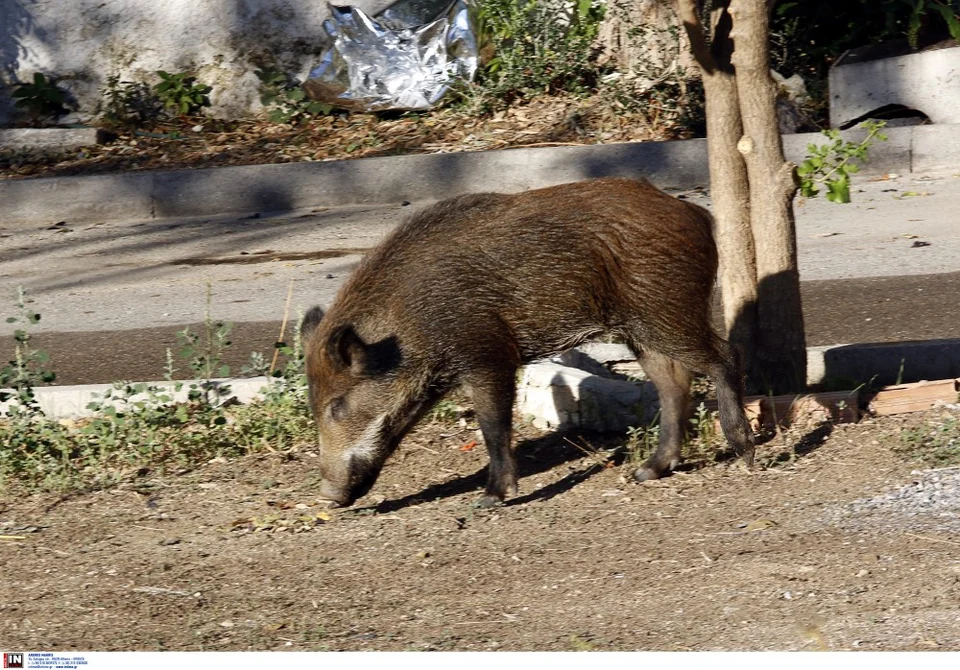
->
[2, 653, 24, 669]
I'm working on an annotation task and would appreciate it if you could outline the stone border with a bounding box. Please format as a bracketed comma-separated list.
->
[10, 338, 959, 422]
[0, 127, 111, 152]
[564, 337, 960, 388]
[3, 377, 271, 419]
[3, 124, 958, 228]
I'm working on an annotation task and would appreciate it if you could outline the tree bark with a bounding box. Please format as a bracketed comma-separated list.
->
[676, 0, 758, 381]
[729, 0, 807, 394]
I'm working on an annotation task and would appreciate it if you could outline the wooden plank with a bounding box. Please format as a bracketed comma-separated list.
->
[868, 378, 960, 416]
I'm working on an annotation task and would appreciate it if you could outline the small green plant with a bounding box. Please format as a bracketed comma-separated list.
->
[167, 285, 234, 407]
[625, 412, 660, 466]
[153, 71, 212, 116]
[469, 0, 606, 108]
[12, 73, 68, 123]
[797, 120, 888, 204]
[255, 69, 331, 124]
[100, 74, 161, 129]
[906, 0, 960, 48]
[689, 402, 719, 445]
[0, 292, 314, 493]
[895, 416, 960, 466]
[1, 286, 56, 416]
[426, 398, 462, 424]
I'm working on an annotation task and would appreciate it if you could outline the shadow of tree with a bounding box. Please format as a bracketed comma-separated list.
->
[0, 0, 37, 120]
[0, 0, 34, 80]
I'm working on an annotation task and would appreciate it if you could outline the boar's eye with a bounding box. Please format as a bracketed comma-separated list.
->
[328, 396, 347, 421]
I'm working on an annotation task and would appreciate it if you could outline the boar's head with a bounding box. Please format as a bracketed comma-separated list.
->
[299, 306, 433, 507]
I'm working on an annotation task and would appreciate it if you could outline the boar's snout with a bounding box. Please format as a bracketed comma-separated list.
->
[318, 456, 382, 508]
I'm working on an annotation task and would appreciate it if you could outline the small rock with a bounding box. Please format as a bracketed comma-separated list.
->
[192, 125, 204, 133]
[158, 538, 181, 546]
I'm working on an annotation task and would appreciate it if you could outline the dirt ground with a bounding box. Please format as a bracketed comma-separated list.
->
[2, 410, 959, 652]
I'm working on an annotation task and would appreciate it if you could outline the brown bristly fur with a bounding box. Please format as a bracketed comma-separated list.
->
[302, 178, 754, 507]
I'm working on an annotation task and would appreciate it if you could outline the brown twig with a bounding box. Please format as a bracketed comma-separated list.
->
[904, 532, 960, 548]
[269, 280, 295, 376]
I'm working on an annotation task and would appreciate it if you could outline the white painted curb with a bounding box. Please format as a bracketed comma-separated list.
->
[2, 377, 273, 420]
[6, 338, 958, 424]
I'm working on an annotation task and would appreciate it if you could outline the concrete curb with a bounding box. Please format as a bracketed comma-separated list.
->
[0, 127, 110, 152]
[571, 338, 960, 388]
[6, 377, 272, 420]
[10, 338, 960, 421]
[3, 124, 958, 228]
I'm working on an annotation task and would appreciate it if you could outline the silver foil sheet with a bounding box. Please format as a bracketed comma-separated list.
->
[305, 0, 479, 111]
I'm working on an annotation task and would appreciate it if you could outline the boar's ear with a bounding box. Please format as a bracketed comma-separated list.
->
[300, 306, 324, 341]
[327, 326, 401, 377]
[326, 324, 368, 374]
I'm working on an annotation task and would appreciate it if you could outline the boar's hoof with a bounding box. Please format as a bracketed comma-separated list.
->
[632, 466, 662, 483]
[475, 494, 504, 509]
[633, 457, 680, 483]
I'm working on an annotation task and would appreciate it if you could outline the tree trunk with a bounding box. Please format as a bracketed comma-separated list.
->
[729, 0, 807, 394]
[677, 0, 759, 382]
[676, 0, 806, 394]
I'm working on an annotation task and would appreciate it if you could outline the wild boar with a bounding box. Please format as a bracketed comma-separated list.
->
[300, 178, 754, 507]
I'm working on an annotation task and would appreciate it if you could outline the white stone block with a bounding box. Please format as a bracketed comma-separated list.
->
[517, 362, 658, 433]
[0, 128, 107, 152]
[829, 44, 960, 127]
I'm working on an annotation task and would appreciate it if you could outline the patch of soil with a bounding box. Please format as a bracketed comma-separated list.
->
[0, 95, 683, 182]
[2, 409, 959, 651]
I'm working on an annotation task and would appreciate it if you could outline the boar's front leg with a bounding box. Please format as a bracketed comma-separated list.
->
[466, 366, 519, 508]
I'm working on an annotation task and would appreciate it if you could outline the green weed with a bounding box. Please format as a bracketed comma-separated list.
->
[255, 69, 332, 125]
[12, 73, 68, 123]
[153, 71, 212, 117]
[798, 120, 887, 203]
[0, 290, 313, 494]
[895, 416, 960, 466]
[100, 74, 162, 130]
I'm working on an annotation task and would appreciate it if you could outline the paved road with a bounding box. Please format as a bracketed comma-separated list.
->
[2, 172, 958, 384]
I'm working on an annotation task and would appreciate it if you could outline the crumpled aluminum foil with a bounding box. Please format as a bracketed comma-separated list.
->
[305, 0, 479, 112]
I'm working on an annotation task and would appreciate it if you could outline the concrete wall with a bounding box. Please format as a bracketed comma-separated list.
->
[830, 44, 960, 127]
[0, 0, 392, 124]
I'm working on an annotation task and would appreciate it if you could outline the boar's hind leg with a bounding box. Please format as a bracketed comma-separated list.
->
[631, 350, 694, 482]
[667, 335, 756, 468]
[466, 367, 519, 508]
[705, 337, 756, 467]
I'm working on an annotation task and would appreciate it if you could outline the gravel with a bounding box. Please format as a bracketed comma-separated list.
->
[826, 467, 960, 533]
